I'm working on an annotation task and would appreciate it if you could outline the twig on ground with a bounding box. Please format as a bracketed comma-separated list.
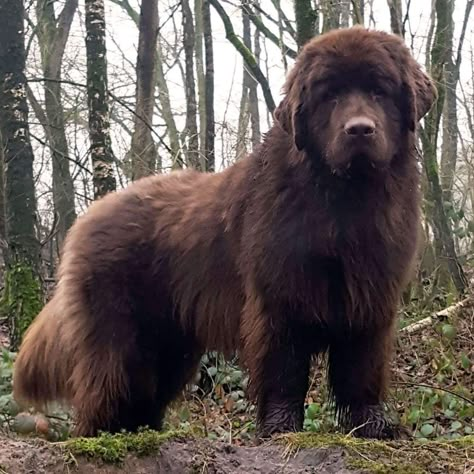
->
[400, 297, 471, 334]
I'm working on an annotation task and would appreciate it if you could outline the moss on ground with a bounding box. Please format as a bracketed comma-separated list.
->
[65, 429, 189, 464]
[279, 433, 474, 473]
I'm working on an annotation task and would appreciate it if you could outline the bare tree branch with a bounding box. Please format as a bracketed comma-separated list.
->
[240, 2, 297, 59]
[209, 0, 276, 112]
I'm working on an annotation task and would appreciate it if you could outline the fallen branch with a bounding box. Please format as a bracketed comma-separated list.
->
[400, 297, 471, 335]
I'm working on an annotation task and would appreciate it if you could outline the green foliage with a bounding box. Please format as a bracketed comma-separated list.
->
[303, 402, 336, 433]
[398, 295, 473, 441]
[66, 428, 188, 464]
[404, 386, 474, 440]
[0, 263, 43, 350]
[0, 350, 18, 420]
[196, 352, 250, 414]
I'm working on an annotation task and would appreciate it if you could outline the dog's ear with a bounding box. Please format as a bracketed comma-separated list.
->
[380, 35, 437, 123]
[400, 81, 417, 132]
[273, 97, 292, 134]
[292, 100, 308, 151]
[408, 60, 437, 121]
[273, 68, 308, 151]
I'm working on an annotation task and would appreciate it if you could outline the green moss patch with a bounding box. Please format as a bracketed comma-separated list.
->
[279, 433, 474, 473]
[65, 429, 189, 464]
[0, 262, 43, 350]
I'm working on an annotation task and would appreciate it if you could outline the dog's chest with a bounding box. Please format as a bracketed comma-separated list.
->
[276, 209, 401, 295]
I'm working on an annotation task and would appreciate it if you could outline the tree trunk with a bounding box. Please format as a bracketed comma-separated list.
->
[111, 0, 184, 169]
[421, 0, 467, 294]
[35, 0, 78, 249]
[182, 0, 200, 169]
[154, 4, 183, 169]
[203, 0, 215, 171]
[387, 0, 403, 36]
[439, 0, 456, 204]
[85, 0, 116, 198]
[249, 4, 261, 148]
[156, 33, 183, 169]
[440, 0, 473, 202]
[340, 0, 351, 27]
[353, 0, 365, 25]
[130, 0, 158, 180]
[0, 0, 43, 350]
[236, 5, 252, 161]
[239, 2, 261, 153]
[195, 0, 207, 170]
[294, 0, 317, 49]
[236, 89, 250, 160]
[0, 155, 5, 249]
[322, 0, 341, 32]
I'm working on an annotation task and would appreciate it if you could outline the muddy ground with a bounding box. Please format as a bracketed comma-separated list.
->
[0, 434, 362, 474]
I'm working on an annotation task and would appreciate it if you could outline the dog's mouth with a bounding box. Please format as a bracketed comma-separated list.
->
[330, 152, 388, 178]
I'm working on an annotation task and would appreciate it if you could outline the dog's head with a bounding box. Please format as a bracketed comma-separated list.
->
[274, 27, 437, 176]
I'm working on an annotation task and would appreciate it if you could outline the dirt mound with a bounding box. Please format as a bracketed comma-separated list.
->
[0, 434, 359, 474]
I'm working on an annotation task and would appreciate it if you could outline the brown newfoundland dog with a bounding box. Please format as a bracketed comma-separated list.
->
[14, 27, 436, 440]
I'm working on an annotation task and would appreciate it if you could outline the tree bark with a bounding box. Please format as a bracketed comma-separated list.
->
[85, 0, 117, 198]
[294, 0, 317, 49]
[420, 0, 467, 294]
[322, 0, 341, 32]
[130, 0, 158, 180]
[156, 22, 184, 169]
[195, 0, 207, 170]
[340, 0, 351, 27]
[0, 0, 43, 350]
[240, 3, 261, 153]
[386, 0, 403, 36]
[249, 10, 261, 148]
[0, 154, 5, 249]
[35, 0, 78, 249]
[182, 0, 200, 169]
[203, 0, 215, 171]
[440, 0, 473, 202]
[439, 0, 456, 204]
[236, 7, 252, 161]
[352, 0, 365, 25]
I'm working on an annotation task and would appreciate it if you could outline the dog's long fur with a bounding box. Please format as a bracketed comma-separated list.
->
[13, 27, 436, 439]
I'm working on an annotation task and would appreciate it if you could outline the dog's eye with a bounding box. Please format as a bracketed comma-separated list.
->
[371, 87, 386, 99]
[322, 91, 338, 103]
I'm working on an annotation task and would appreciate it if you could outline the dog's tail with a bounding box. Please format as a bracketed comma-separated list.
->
[13, 189, 151, 435]
[13, 297, 74, 410]
[13, 280, 130, 435]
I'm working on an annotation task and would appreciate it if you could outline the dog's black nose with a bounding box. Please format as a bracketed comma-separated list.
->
[344, 117, 376, 136]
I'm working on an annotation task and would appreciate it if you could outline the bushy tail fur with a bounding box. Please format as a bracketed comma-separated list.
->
[13, 286, 129, 436]
[13, 298, 73, 409]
